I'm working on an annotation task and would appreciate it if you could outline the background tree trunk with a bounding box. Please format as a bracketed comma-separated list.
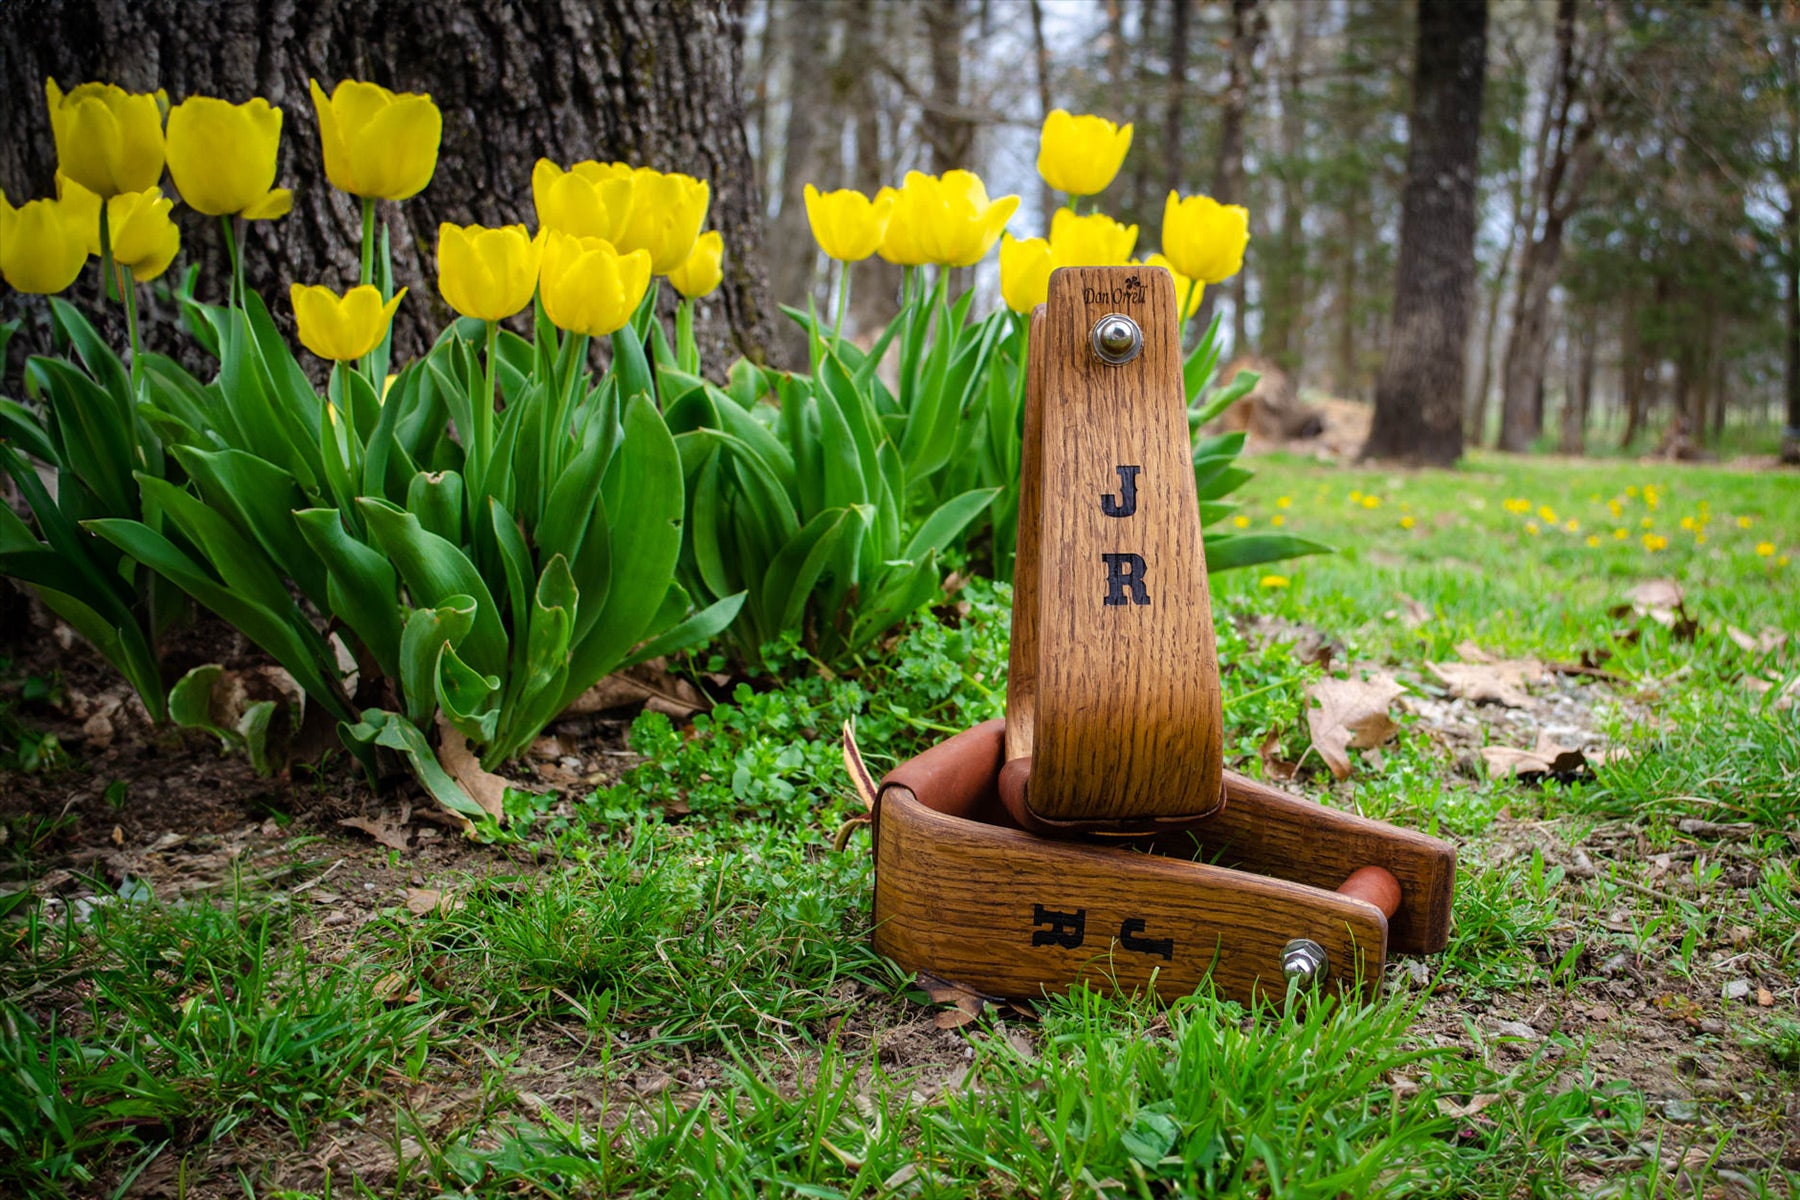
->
[1163, 0, 1190, 196]
[1360, 0, 1487, 465]
[0, 0, 776, 374]
[1197, 0, 1260, 355]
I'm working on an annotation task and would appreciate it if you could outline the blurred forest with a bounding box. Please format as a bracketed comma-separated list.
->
[744, 0, 1800, 461]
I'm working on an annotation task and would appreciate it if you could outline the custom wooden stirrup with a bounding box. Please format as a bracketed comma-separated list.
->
[868, 266, 1456, 1005]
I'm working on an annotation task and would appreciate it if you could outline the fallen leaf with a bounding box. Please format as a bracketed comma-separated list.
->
[915, 971, 994, 1028]
[933, 1008, 979, 1030]
[1726, 626, 1789, 656]
[1304, 674, 1403, 780]
[1259, 727, 1299, 781]
[371, 970, 421, 1004]
[1454, 639, 1496, 664]
[1757, 988, 1775, 1007]
[1481, 734, 1595, 781]
[338, 815, 410, 852]
[564, 660, 708, 718]
[1427, 659, 1548, 707]
[1609, 580, 1698, 641]
[404, 887, 459, 917]
[435, 717, 511, 821]
[1386, 593, 1431, 628]
[1435, 1093, 1503, 1119]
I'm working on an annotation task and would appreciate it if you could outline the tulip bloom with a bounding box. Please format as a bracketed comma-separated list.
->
[1048, 208, 1137, 267]
[166, 95, 292, 219]
[803, 185, 893, 263]
[437, 223, 542, 321]
[538, 231, 652, 338]
[102, 188, 181, 282]
[999, 234, 1053, 314]
[1160, 192, 1250, 286]
[615, 168, 710, 274]
[0, 192, 89, 294]
[532, 159, 634, 242]
[1143, 253, 1204, 320]
[290, 283, 406, 361]
[1036, 110, 1133, 198]
[667, 230, 723, 300]
[309, 80, 441, 201]
[879, 171, 1018, 269]
[44, 79, 167, 198]
[533, 160, 709, 275]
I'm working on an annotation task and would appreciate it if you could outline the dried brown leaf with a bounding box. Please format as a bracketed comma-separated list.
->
[404, 887, 459, 917]
[1481, 734, 1590, 781]
[1726, 626, 1789, 656]
[564, 660, 708, 718]
[371, 970, 420, 1005]
[1427, 659, 1548, 707]
[1304, 674, 1403, 780]
[338, 815, 410, 852]
[1258, 727, 1299, 781]
[435, 718, 510, 821]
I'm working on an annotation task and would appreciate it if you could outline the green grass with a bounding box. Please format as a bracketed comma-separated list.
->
[2, 453, 1797, 1196]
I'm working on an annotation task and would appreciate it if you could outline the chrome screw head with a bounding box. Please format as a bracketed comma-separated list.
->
[1281, 938, 1330, 986]
[1090, 313, 1143, 365]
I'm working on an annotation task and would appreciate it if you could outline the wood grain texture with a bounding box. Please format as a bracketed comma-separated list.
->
[873, 784, 1387, 1005]
[1004, 307, 1047, 764]
[1027, 266, 1223, 822]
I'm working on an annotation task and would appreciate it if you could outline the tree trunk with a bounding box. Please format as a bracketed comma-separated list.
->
[1164, 0, 1191, 196]
[1197, 0, 1258, 351]
[1029, 0, 1057, 227]
[848, 3, 902, 334]
[0, 0, 776, 374]
[1495, 0, 1605, 452]
[768, 7, 829, 348]
[1784, 191, 1800, 463]
[1559, 312, 1593, 455]
[1262, 6, 1310, 371]
[923, 0, 972, 173]
[1360, 0, 1487, 466]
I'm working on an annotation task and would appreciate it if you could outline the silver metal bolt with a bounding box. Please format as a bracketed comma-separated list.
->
[1281, 938, 1330, 986]
[1090, 313, 1143, 365]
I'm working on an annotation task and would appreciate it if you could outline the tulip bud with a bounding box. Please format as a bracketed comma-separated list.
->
[167, 95, 292, 219]
[1160, 192, 1251, 286]
[1036, 110, 1133, 199]
[309, 79, 441, 202]
[875, 183, 930, 267]
[290, 283, 406, 361]
[999, 234, 1053, 315]
[104, 188, 181, 282]
[803, 184, 893, 263]
[437, 223, 543, 321]
[614, 167, 710, 275]
[538, 231, 652, 338]
[1143, 254, 1204, 321]
[0, 191, 90, 295]
[1048, 208, 1138, 268]
[667, 230, 723, 300]
[44, 79, 167, 199]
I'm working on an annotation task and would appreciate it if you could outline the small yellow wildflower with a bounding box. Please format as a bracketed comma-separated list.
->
[1502, 498, 1532, 515]
[1361, 495, 1381, 509]
[1399, 515, 1416, 530]
[1349, 489, 1364, 503]
[1270, 514, 1287, 527]
[1526, 521, 1541, 535]
[1607, 500, 1623, 519]
[1259, 574, 1290, 589]
[1585, 534, 1601, 548]
[1538, 505, 1557, 523]
[1613, 528, 1629, 540]
[1232, 514, 1251, 529]
[1642, 533, 1668, 552]
[1779, 556, 1790, 567]
[1756, 542, 1776, 557]
[1564, 519, 1579, 533]
[1276, 496, 1292, 509]
[1625, 486, 1639, 497]
[1641, 516, 1654, 528]
[1695, 533, 1707, 545]
[1737, 516, 1753, 529]
[1679, 516, 1695, 531]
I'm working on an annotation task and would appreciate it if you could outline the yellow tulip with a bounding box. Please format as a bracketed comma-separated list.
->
[1048, 208, 1137, 267]
[437, 223, 542, 321]
[533, 161, 708, 274]
[532, 159, 634, 242]
[166, 95, 291, 219]
[618, 168, 710, 275]
[44, 79, 166, 198]
[1160, 191, 1250, 285]
[803, 184, 893, 262]
[0, 191, 89, 294]
[538, 231, 652, 337]
[1036, 109, 1133, 198]
[1143, 253, 1204, 320]
[54, 172, 103, 254]
[290, 283, 406, 361]
[875, 183, 930, 267]
[667, 230, 724, 300]
[309, 79, 440, 201]
[919, 170, 1019, 267]
[999, 233, 1053, 314]
[104, 188, 180, 282]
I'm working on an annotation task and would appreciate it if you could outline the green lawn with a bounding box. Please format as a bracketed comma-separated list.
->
[3, 452, 1797, 1197]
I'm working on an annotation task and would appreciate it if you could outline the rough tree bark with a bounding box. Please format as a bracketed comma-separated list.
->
[1195, 0, 1260, 353]
[1164, 0, 1190, 196]
[1496, 0, 1606, 452]
[0, 0, 776, 372]
[1261, 5, 1309, 372]
[1784, 190, 1800, 464]
[1360, 0, 1487, 465]
[923, 0, 972, 173]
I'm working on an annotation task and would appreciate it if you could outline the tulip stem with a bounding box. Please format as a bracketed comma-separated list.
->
[833, 263, 852, 354]
[220, 216, 244, 310]
[98, 202, 116, 307]
[474, 319, 497, 500]
[359, 198, 376, 288]
[122, 266, 143, 396]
